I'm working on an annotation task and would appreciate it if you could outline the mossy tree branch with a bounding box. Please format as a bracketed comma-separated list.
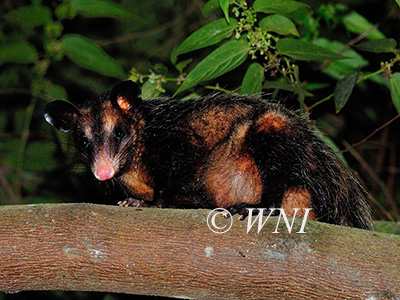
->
[0, 203, 399, 299]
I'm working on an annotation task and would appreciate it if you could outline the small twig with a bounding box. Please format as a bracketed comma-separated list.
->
[16, 97, 38, 198]
[368, 194, 395, 222]
[96, 3, 200, 46]
[339, 114, 400, 153]
[387, 143, 397, 196]
[342, 140, 400, 216]
[373, 128, 389, 198]
[96, 20, 179, 46]
[0, 166, 14, 202]
[307, 94, 333, 110]
[319, 24, 379, 71]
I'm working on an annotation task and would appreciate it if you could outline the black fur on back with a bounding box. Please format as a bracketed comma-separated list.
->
[44, 83, 373, 230]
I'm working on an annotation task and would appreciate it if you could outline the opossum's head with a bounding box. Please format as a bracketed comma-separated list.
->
[44, 80, 144, 181]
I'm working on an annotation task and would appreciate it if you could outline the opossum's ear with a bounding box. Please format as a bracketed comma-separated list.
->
[44, 100, 79, 132]
[110, 80, 142, 113]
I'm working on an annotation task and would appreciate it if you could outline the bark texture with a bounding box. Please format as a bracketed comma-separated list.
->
[0, 203, 399, 299]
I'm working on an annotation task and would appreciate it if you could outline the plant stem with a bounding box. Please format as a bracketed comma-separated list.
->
[308, 94, 334, 110]
[16, 96, 38, 198]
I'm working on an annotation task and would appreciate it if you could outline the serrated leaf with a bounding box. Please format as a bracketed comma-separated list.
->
[0, 42, 37, 65]
[342, 12, 385, 40]
[253, 0, 309, 14]
[389, 73, 400, 113]
[334, 73, 358, 113]
[259, 15, 299, 37]
[240, 63, 265, 94]
[176, 18, 237, 56]
[5, 5, 51, 32]
[71, 0, 130, 18]
[219, 0, 231, 23]
[175, 39, 249, 95]
[277, 38, 346, 62]
[354, 38, 397, 53]
[313, 38, 368, 79]
[61, 34, 125, 79]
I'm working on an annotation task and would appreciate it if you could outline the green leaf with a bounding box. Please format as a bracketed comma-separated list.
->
[240, 63, 265, 94]
[253, 0, 309, 14]
[5, 5, 51, 32]
[175, 58, 193, 73]
[259, 15, 299, 37]
[175, 39, 249, 95]
[202, 0, 220, 16]
[24, 141, 56, 172]
[0, 42, 37, 65]
[60, 34, 125, 79]
[170, 47, 178, 65]
[396, 0, 400, 8]
[304, 82, 330, 91]
[277, 38, 346, 62]
[389, 73, 400, 113]
[141, 80, 161, 99]
[0, 137, 20, 167]
[263, 80, 294, 92]
[334, 73, 358, 113]
[313, 38, 368, 79]
[354, 38, 397, 53]
[176, 18, 237, 56]
[342, 12, 385, 40]
[71, 0, 130, 18]
[219, 0, 231, 23]
[45, 83, 68, 100]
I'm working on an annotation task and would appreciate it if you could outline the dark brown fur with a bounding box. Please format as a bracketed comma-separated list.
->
[44, 81, 373, 230]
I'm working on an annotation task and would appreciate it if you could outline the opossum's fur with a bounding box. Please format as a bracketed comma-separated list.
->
[44, 81, 373, 230]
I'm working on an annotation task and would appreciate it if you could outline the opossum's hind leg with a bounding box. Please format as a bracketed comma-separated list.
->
[252, 108, 372, 229]
[280, 187, 317, 219]
[249, 109, 308, 211]
[204, 122, 264, 210]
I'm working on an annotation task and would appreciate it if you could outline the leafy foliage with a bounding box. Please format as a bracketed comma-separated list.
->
[60, 34, 125, 79]
[0, 1, 400, 299]
[0, 0, 400, 226]
[334, 73, 358, 114]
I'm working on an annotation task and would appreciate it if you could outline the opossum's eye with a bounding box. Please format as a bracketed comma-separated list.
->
[112, 125, 125, 141]
[78, 135, 90, 149]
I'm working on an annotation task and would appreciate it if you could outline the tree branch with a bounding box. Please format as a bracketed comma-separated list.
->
[0, 203, 399, 299]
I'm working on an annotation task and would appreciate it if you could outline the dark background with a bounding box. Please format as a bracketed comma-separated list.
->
[1, 0, 399, 299]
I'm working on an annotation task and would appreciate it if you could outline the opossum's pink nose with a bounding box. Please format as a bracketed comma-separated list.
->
[94, 156, 115, 181]
[96, 166, 115, 181]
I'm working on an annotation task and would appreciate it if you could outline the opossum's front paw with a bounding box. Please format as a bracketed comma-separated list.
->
[118, 198, 145, 207]
[225, 203, 249, 219]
